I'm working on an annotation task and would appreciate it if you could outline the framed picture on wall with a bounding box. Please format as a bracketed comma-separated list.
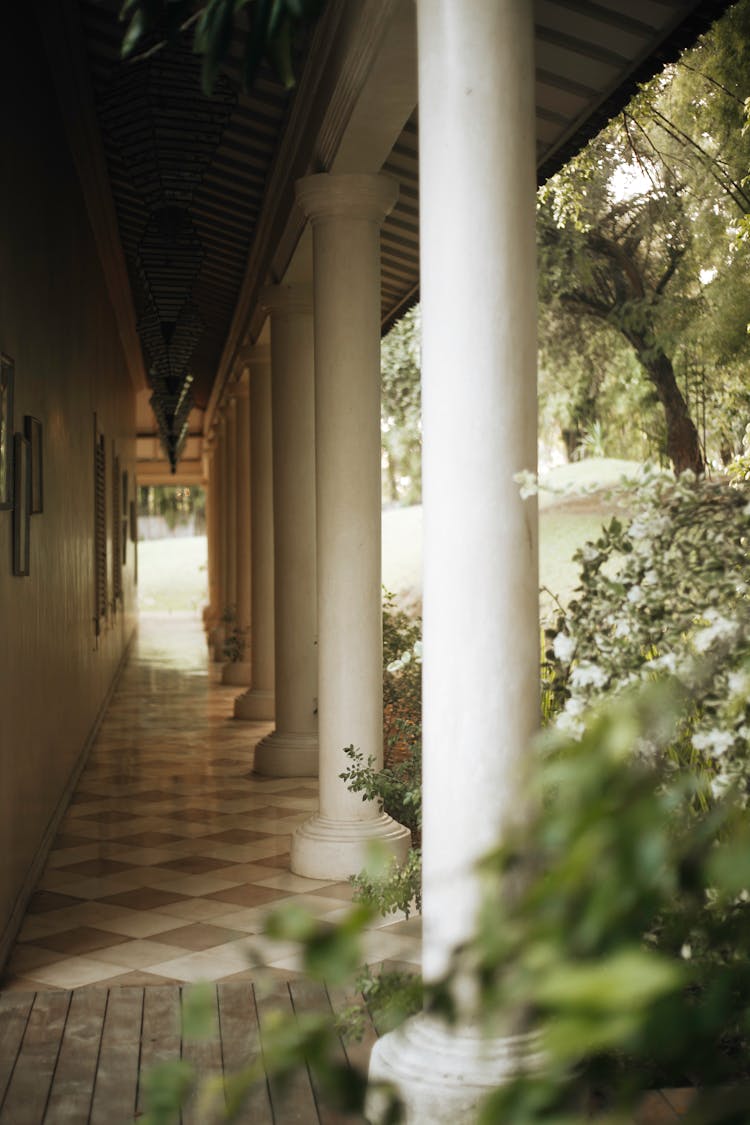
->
[0, 355, 14, 510]
[24, 415, 43, 514]
[13, 432, 30, 576]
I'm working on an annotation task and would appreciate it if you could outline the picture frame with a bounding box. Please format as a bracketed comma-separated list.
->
[129, 499, 137, 543]
[24, 415, 43, 515]
[0, 355, 14, 510]
[12, 432, 30, 576]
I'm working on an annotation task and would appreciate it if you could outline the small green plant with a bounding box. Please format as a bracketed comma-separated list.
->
[220, 605, 246, 663]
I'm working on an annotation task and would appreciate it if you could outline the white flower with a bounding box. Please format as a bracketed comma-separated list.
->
[552, 631, 577, 664]
[413, 640, 423, 661]
[513, 470, 538, 500]
[680, 943, 692, 960]
[627, 586, 644, 604]
[728, 669, 750, 697]
[613, 618, 631, 638]
[570, 662, 608, 690]
[693, 729, 734, 757]
[694, 614, 736, 653]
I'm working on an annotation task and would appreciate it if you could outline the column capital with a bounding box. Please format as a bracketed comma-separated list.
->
[295, 173, 398, 225]
[227, 372, 250, 401]
[240, 342, 271, 373]
[261, 283, 313, 319]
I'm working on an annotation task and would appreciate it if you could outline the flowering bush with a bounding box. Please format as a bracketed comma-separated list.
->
[545, 467, 750, 802]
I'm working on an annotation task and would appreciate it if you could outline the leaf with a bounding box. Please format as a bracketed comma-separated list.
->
[181, 981, 217, 1040]
[121, 10, 146, 58]
[242, 0, 273, 91]
[534, 948, 682, 1013]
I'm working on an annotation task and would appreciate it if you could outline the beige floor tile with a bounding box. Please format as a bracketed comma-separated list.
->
[87, 938, 193, 970]
[147, 874, 243, 897]
[24, 955, 131, 989]
[145, 939, 258, 982]
[81, 908, 187, 939]
[254, 871, 338, 893]
[156, 897, 238, 922]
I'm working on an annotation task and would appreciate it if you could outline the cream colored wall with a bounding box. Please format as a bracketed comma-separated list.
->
[0, 6, 138, 960]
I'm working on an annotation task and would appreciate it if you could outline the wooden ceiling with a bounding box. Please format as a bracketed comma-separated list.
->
[61, 0, 733, 474]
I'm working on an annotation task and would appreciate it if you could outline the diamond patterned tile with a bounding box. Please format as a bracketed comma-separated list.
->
[31, 926, 130, 956]
[99, 887, 193, 911]
[1, 613, 423, 992]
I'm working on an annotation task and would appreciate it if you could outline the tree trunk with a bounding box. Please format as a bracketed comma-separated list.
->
[632, 342, 704, 475]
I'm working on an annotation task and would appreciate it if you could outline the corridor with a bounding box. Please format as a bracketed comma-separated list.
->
[0, 615, 421, 992]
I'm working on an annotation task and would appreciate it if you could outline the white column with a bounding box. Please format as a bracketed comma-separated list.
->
[234, 345, 275, 721]
[211, 411, 229, 662]
[203, 433, 220, 641]
[222, 375, 252, 685]
[290, 173, 411, 879]
[368, 2, 540, 1120]
[254, 286, 318, 776]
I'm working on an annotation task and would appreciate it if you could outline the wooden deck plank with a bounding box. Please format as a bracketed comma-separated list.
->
[0, 992, 34, 1109]
[217, 981, 273, 1124]
[290, 977, 365, 1125]
[182, 986, 224, 1125]
[90, 987, 144, 1125]
[0, 990, 70, 1125]
[136, 985, 181, 1115]
[45, 987, 108, 1124]
[255, 978, 321, 1124]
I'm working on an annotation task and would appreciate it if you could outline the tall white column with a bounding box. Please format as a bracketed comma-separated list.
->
[222, 375, 252, 685]
[203, 433, 220, 642]
[211, 411, 229, 662]
[254, 286, 318, 776]
[290, 173, 410, 879]
[368, 3, 540, 1120]
[234, 345, 275, 721]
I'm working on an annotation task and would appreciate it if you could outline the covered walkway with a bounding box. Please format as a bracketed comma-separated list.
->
[0, 615, 703, 1124]
[0, 615, 420, 993]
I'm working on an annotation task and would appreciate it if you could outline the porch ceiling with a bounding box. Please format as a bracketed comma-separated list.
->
[48, 0, 733, 474]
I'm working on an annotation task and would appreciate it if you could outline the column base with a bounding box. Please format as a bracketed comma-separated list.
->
[366, 1015, 542, 1124]
[254, 730, 318, 777]
[234, 688, 275, 722]
[291, 812, 411, 880]
[221, 660, 252, 686]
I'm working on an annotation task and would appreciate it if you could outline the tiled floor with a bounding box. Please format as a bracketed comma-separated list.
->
[1, 614, 421, 992]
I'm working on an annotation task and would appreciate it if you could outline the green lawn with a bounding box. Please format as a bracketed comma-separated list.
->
[137, 458, 641, 615]
[137, 535, 208, 613]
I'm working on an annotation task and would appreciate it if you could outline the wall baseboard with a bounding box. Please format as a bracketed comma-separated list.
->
[0, 628, 137, 975]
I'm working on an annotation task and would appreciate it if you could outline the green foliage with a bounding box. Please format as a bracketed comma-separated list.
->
[468, 676, 750, 1122]
[336, 964, 423, 1042]
[118, 0, 323, 94]
[547, 468, 750, 801]
[381, 308, 421, 506]
[220, 605, 246, 662]
[537, 0, 750, 472]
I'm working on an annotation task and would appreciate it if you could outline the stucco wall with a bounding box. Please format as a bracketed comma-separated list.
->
[0, 6, 138, 959]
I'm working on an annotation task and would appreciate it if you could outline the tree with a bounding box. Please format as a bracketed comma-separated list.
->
[380, 307, 421, 505]
[539, 0, 750, 475]
[538, 139, 706, 474]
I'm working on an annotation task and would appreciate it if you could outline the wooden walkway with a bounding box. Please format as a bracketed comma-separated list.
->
[0, 979, 373, 1124]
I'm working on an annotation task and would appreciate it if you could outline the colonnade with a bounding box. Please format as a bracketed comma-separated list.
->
[203, 0, 539, 1115]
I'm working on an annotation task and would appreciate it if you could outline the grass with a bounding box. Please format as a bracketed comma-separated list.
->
[137, 535, 208, 614]
[137, 458, 641, 614]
